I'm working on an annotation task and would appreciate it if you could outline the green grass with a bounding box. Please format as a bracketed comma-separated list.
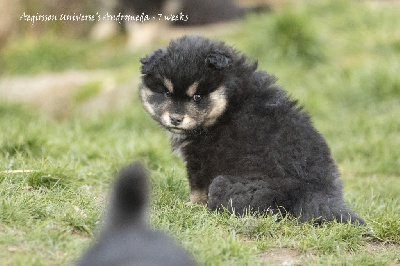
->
[72, 81, 103, 104]
[0, 34, 144, 76]
[1, 0, 400, 265]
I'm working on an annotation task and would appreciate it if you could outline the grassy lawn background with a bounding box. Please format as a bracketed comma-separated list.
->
[1, 1, 399, 265]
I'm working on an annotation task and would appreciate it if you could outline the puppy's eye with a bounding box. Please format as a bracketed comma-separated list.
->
[193, 94, 202, 102]
[164, 92, 172, 98]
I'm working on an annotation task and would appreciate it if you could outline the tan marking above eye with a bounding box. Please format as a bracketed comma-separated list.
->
[186, 81, 199, 97]
[163, 78, 174, 93]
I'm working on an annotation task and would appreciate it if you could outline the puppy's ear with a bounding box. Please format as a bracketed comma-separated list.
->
[205, 51, 231, 70]
[140, 48, 166, 74]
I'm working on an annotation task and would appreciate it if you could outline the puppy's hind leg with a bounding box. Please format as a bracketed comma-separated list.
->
[207, 175, 278, 216]
[295, 192, 365, 225]
[327, 202, 365, 225]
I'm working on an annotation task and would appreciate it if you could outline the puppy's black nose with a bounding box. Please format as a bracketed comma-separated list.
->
[170, 114, 183, 126]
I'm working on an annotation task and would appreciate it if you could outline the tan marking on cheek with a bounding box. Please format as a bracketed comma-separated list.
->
[204, 86, 228, 127]
[163, 78, 174, 93]
[180, 115, 196, 129]
[161, 112, 171, 125]
[186, 81, 199, 97]
[139, 85, 156, 116]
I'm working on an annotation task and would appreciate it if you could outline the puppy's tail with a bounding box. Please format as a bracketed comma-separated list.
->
[105, 162, 149, 229]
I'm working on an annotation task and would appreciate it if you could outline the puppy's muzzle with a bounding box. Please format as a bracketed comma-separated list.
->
[170, 114, 184, 126]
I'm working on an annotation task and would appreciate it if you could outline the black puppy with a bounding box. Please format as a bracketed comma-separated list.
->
[139, 36, 364, 224]
[77, 163, 196, 265]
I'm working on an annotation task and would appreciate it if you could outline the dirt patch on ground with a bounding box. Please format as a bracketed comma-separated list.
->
[366, 241, 397, 252]
[260, 248, 303, 266]
[366, 242, 400, 266]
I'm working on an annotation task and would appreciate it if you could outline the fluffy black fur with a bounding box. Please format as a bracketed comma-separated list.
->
[77, 163, 196, 266]
[139, 36, 364, 224]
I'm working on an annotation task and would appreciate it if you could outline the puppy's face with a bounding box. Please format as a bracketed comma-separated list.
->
[139, 79, 228, 134]
[139, 36, 233, 134]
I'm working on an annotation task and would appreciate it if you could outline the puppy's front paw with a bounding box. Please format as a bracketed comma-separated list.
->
[189, 189, 208, 205]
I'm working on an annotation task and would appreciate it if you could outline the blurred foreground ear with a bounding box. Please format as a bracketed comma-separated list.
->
[205, 52, 231, 70]
[140, 48, 166, 74]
